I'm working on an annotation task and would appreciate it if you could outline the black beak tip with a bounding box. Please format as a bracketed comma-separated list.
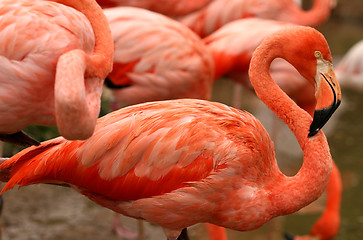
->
[308, 127, 320, 137]
[308, 99, 341, 138]
[283, 232, 295, 240]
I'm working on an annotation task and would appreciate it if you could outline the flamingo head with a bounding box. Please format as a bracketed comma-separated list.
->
[277, 26, 342, 137]
[308, 50, 341, 137]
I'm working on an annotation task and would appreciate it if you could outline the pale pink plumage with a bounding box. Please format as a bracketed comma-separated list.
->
[335, 40, 363, 90]
[0, 26, 341, 240]
[179, 0, 332, 37]
[96, 0, 214, 17]
[0, 0, 113, 142]
[103, 7, 214, 106]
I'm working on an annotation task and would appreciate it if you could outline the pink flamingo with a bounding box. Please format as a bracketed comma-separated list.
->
[205, 18, 342, 239]
[0, 0, 113, 144]
[179, 0, 332, 38]
[103, 7, 214, 107]
[96, 0, 214, 17]
[0, 26, 341, 240]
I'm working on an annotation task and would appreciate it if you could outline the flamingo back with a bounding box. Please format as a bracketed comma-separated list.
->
[104, 7, 214, 105]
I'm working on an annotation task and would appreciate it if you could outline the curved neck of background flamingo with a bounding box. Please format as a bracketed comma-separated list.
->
[317, 161, 342, 220]
[249, 39, 312, 148]
[249, 29, 332, 216]
[290, 0, 331, 27]
[50, 0, 113, 79]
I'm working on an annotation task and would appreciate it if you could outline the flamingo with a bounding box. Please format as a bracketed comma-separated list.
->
[335, 40, 363, 90]
[0, 0, 113, 144]
[0, 26, 341, 240]
[205, 18, 342, 239]
[103, 7, 214, 107]
[95, 0, 214, 17]
[178, 0, 332, 38]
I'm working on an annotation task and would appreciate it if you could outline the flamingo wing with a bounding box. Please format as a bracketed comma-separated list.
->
[0, 99, 269, 202]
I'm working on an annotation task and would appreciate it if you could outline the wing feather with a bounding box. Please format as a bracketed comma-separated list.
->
[1, 100, 271, 202]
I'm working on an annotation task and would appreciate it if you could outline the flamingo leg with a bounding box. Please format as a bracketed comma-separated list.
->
[111, 213, 138, 239]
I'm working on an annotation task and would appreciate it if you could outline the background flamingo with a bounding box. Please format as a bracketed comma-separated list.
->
[335, 40, 363, 90]
[0, 26, 341, 240]
[0, 0, 113, 144]
[285, 162, 342, 240]
[103, 7, 214, 107]
[96, 0, 214, 17]
[178, 0, 332, 38]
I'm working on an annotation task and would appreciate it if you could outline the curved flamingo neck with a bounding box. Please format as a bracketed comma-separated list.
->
[51, 0, 113, 78]
[249, 39, 311, 148]
[290, 0, 331, 27]
[249, 28, 332, 216]
[310, 162, 342, 238]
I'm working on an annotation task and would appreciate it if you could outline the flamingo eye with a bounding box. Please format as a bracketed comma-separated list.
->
[314, 51, 322, 59]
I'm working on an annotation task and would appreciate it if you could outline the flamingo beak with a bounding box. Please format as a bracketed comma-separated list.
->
[308, 67, 341, 137]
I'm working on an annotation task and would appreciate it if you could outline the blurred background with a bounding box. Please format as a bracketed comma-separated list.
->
[1, 0, 363, 240]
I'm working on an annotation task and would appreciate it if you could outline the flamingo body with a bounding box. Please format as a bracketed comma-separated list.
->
[104, 7, 214, 106]
[0, 0, 113, 141]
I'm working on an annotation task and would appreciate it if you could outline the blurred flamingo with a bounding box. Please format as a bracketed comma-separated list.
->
[0, 0, 113, 144]
[103, 7, 214, 108]
[0, 26, 341, 240]
[96, 0, 214, 17]
[335, 40, 363, 90]
[179, 0, 332, 38]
